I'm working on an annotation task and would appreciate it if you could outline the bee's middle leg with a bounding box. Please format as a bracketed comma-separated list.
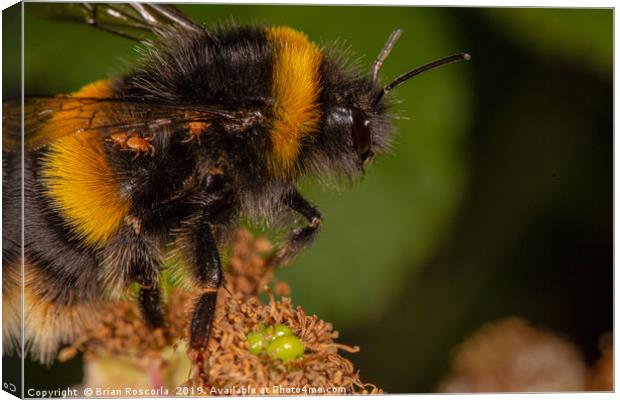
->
[183, 201, 233, 351]
[182, 177, 235, 351]
[187, 221, 222, 351]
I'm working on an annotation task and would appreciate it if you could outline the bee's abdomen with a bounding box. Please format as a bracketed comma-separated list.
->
[3, 151, 104, 364]
[39, 82, 131, 247]
[3, 257, 102, 364]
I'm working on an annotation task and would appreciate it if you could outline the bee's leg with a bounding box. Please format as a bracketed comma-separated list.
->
[128, 242, 167, 330]
[188, 222, 222, 351]
[118, 199, 198, 330]
[272, 188, 323, 266]
[183, 175, 235, 351]
[138, 286, 166, 329]
[102, 225, 166, 329]
[177, 201, 232, 352]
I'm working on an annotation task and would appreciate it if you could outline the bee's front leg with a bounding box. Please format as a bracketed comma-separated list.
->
[271, 188, 323, 266]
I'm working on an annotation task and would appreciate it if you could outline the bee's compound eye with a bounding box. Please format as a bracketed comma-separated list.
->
[352, 108, 372, 161]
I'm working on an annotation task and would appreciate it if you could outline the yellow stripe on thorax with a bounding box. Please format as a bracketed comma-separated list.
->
[266, 27, 322, 178]
[41, 80, 131, 246]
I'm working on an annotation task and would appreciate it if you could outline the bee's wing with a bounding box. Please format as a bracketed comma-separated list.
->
[3, 97, 262, 151]
[29, 3, 206, 41]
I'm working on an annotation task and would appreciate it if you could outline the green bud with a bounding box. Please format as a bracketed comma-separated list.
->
[247, 331, 267, 355]
[261, 325, 275, 341]
[272, 324, 294, 339]
[262, 323, 294, 342]
[266, 335, 305, 361]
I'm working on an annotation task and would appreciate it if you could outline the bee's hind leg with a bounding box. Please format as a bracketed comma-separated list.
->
[129, 248, 167, 331]
[138, 286, 166, 329]
[102, 224, 167, 331]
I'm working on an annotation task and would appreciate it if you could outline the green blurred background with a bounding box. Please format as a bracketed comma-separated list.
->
[4, 3, 612, 394]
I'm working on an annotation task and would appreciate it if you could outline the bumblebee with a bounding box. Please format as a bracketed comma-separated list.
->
[2, 3, 469, 364]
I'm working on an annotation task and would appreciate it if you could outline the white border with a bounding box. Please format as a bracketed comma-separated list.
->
[0, 1, 615, 400]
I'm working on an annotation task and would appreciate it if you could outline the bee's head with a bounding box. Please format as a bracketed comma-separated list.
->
[304, 30, 469, 180]
[318, 85, 391, 175]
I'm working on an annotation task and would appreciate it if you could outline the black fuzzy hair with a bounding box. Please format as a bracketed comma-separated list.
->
[114, 25, 273, 108]
[297, 43, 395, 185]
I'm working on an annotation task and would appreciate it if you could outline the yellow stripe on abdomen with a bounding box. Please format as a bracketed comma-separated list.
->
[266, 26, 323, 178]
[41, 81, 131, 246]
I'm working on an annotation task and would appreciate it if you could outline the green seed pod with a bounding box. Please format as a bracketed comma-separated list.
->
[272, 324, 294, 339]
[262, 323, 294, 342]
[247, 331, 267, 355]
[266, 335, 305, 361]
[261, 325, 275, 341]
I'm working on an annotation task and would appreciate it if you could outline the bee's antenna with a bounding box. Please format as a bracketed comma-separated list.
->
[374, 52, 471, 106]
[371, 29, 403, 85]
